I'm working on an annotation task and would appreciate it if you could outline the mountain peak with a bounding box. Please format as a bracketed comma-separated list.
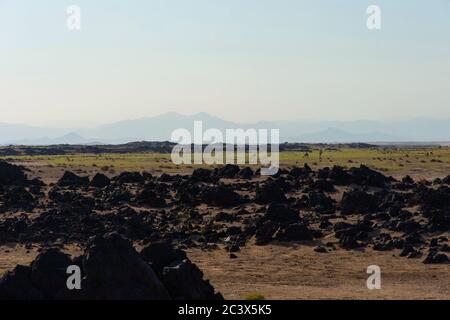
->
[62, 132, 84, 139]
[159, 111, 183, 117]
[2, 113, 450, 145]
[192, 112, 212, 117]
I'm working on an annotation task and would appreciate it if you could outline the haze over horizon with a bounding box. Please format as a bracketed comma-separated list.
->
[1, 0, 450, 127]
[2, 110, 450, 128]
[1, 111, 450, 145]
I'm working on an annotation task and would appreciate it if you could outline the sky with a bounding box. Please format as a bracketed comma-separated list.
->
[0, 0, 449, 126]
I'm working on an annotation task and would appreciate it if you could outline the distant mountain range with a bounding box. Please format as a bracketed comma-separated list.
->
[1, 112, 450, 145]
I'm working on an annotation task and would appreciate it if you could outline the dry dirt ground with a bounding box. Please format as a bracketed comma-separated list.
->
[1, 241, 448, 300]
[187, 243, 450, 300]
[1, 157, 449, 300]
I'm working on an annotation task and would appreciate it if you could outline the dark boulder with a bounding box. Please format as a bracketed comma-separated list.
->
[115, 172, 145, 184]
[314, 246, 328, 253]
[335, 221, 371, 249]
[413, 186, 450, 210]
[373, 234, 394, 251]
[265, 203, 300, 224]
[161, 259, 222, 300]
[90, 173, 110, 188]
[289, 165, 311, 179]
[339, 234, 362, 249]
[191, 168, 216, 182]
[442, 175, 450, 185]
[402, 175, 415, 185]
[200, 186, 243, 207]
[158, 173, 176, 182]
[238, 167, 254, 180]
[348, 165, 392, 188]
[0, 216, 30, 243]
[0, 233, 222, 300]
[140, 241, 187, 275]
[81, 233, 170, 299]
[395, 220, 421, 234]
[216, 164, 240, 179]
[340, 190, 379, 215]
[255, 181, 286, 204]
[0, 186, 35, 212]
[307, 192, 336, 214]
[423, 252, 449, 264]
[400, 245, 421, 258]
[310, 179, 336, 193]
[319, 218, 332, 229]
[176, 187, 198, 206]
[328, 166, 352, 185]
[0, 248, 75, 300]
[136, 186, 167, 208]
[255, 221, 278, 245]
[57, 171, 89, 187]
[121, 215, 154, 239]
[426, 209, 450, 232]
[0, 265, 43, 300]
[0, 161, 28, 186]
[30, 248, 73, 299]
[403, 232, 425, 247]
[277, 223, 313, 241]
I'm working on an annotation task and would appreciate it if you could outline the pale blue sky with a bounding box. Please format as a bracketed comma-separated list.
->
[1, 0, 449, 126]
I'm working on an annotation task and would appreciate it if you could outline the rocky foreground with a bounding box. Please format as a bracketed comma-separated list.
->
[0, 160, 449, 299]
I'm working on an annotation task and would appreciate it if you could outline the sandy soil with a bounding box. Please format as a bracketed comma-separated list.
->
[1, 162, 449, 300]
[2, 241, 448, 300]
[187, 242, 450, 300]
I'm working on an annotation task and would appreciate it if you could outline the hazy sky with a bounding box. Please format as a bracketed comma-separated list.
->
[1, 0, 449, 126]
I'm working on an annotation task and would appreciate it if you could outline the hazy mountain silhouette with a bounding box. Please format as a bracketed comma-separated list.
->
[9, 133, 103, 146]
[288, 128, 401, 143]
[1, 112, 450, 145]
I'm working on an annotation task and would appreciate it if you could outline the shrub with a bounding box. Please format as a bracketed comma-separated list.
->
[245, 293, 265, 300]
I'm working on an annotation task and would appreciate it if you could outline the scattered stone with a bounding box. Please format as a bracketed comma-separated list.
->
[314, 246, 327, 253]
[423, 252, 449, 264]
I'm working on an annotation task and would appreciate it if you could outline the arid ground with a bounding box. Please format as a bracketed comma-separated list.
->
[1, 146, 449, 299]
